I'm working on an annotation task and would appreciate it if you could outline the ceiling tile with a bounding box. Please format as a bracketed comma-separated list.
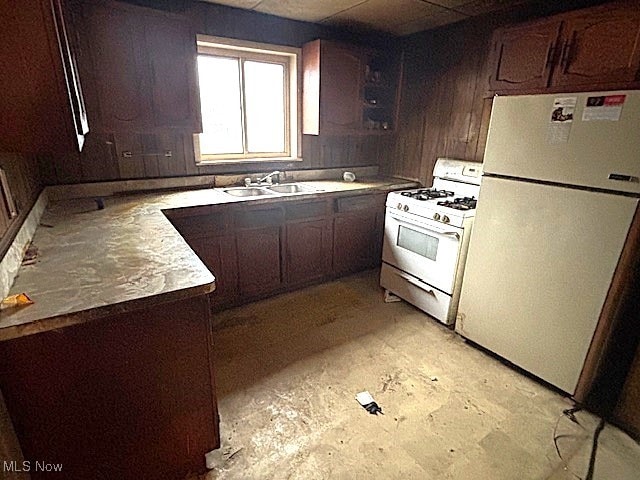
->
[253, 0, 366, 23]
[322, 0, 446, 32]
[200, 0, 262, 9]
[393, 8, 468, 35]
[197, 0, 533, 36]
[422, 0, 471, 7]
[452, 0, 530, 16]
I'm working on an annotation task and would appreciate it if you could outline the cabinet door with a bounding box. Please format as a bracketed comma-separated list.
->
[144, 12, 201, 131]
[333, 211, 378, 275]
[236, 227, 282, 297]
[320, 43, 364, 131]
[552, 9, 640, 88]
[488, 20, 561, 91]
[80, 0, 200, 133]
[187, 235, 238, 309]
[285, 219, 332, 285]
[83, 1, 152, 131]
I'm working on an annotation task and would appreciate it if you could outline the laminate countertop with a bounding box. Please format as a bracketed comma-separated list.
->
[0, 177, 417, 341]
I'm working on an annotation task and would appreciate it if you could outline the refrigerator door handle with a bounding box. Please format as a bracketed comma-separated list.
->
[608, 173, 640, 183]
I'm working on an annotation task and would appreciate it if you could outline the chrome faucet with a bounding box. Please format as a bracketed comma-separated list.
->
[257, 170, 280, 184]
[243, 170, 281, 187]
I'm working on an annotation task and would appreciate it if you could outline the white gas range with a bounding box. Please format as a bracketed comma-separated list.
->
[380, 158, 482, 325]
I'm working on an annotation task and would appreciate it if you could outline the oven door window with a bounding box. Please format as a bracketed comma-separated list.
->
[397, 225, 439, 261]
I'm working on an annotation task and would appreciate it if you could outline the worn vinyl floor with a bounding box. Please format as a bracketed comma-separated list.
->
[196, 270, 640, 480]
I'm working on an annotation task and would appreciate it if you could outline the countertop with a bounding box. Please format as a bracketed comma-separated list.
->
[0, 177, 417, 341]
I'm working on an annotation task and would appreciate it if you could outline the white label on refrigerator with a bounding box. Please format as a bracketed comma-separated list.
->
[582, 95, 626, 121]
[550, 97, 576, 123]
[547, 97, 576, 144]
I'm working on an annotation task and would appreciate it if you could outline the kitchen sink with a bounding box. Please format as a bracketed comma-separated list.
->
[221, 183, 320, 197]
[222, 187, 277, 197]
[267, 183, 318, 194]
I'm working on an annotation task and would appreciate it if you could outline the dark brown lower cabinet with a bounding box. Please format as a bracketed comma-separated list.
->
[233, 206, 284, 299]
[236, 226, 282, 298]
[332, 193, 386, 275]
[615, 344, 640, 437]
[188, 235, 238, 309]
[285, 219, 333, 285]
[165, 209, 238, 310]
[0, 295, 219, 480]
[333, 212, 378, 275]
[168, 193, 386, 310]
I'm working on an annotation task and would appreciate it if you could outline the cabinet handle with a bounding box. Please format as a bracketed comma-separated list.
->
[545, 42, 555, 69]
[560, 39, 573, 69]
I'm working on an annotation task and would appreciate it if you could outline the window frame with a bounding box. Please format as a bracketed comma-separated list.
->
[194, 35, 302, 165]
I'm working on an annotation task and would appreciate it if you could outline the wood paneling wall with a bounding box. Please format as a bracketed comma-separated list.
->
[42, 132, 395, 185]
[41, 0, 396, 185]
[382, 20, 494, 186]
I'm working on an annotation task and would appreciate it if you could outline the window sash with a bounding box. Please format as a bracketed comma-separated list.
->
[195, 38, 300, 163]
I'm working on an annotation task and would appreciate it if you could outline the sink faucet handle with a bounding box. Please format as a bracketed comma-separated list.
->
[256, 170, 281, 185]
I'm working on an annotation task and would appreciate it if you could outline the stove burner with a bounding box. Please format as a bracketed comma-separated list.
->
[401, 188, 454, 201]
[437, 196, 477, 210]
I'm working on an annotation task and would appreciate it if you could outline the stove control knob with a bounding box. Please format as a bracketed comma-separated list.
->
[403, 205, 410, 212]
[397, 203, 402, 210]
[442, 215, 450, 224]
[433, 213, 441, 221]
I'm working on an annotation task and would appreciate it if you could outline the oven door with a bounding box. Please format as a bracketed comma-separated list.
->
[382, 208, 462, 294]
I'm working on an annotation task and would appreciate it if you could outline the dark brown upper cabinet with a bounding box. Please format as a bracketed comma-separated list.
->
[302, 39, 402, 135]
[76, 0, 201, 133]
[552, 9, 640, 88]
[488, 1, 640, 94]
[0, 0, 88, 155]
[488, 19, 562, 91]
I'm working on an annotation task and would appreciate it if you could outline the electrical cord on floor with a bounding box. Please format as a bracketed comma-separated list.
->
[553, 406, 584, 479]
[585, 418, 606, 480]
[552, 405, 606, 480]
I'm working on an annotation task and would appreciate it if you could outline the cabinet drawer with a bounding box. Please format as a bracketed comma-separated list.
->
[168, 212, 229, 238]
[234, 207, 284, 229]
[285, 200, 329, 221]
[335, 194, 384, 213]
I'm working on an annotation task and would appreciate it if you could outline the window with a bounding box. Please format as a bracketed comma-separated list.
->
[194, 35, 301, 163]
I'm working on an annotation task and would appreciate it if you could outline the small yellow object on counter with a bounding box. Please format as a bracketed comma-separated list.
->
[1, 293, 34, 309]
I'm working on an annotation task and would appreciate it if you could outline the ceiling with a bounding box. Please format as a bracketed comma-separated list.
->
[200, 0, 531, 36]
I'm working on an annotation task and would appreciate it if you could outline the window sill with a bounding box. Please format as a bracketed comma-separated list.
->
[196, 156, 303, 166]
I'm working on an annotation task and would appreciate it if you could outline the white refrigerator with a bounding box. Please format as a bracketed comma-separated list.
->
[455, 90, 640, 394]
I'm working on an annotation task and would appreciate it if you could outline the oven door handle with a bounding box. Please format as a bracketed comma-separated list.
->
[396, 269, 437, 296]
[387, 212, 461, 240]
[440, 231, 460, 240]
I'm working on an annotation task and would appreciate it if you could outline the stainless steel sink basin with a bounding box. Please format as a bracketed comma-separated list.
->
[221, 183, 320, 198]
[222, 187, 276, 197]
[267, 183, 318, 194]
